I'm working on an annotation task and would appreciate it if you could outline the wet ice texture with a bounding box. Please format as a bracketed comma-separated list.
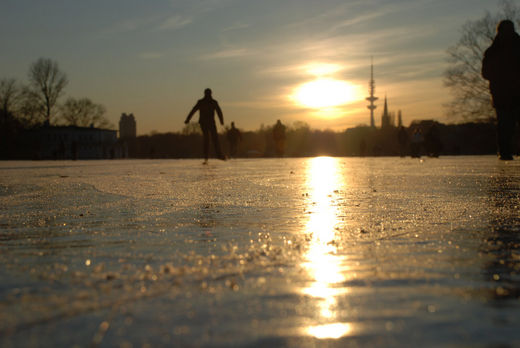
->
[1, 157, 520, 347]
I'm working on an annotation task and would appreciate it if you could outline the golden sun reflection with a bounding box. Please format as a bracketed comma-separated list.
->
[302, 157, 351, 339]
[306, 323, 352, 339]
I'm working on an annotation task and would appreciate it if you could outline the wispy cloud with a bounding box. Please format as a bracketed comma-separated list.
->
[139, 52, 163, 60]
[103, 12, 192, 36]
[200, 48, 252, 60]
[330, 11, 386, 32]
[104, 17, 152, 35]
[259, 61, 353, 81]
[222, 22, 251, 32]
[156, 15, 192, 31]
[283, 1, 367, 31]
[166, 0, 237, 20]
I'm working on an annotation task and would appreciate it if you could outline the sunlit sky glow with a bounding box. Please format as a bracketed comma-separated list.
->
[292, 79, 360, 109]
[0, 0, 501, 134]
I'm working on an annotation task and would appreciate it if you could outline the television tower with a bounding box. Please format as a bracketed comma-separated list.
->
[366, 59, 378, 128]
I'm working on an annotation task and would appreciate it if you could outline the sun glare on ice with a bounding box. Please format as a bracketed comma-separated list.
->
[301, 156, 353, 339]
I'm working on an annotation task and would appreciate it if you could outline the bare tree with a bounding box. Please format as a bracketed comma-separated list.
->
[18, 89, 48, 126]
[59, 97, 111, 128]
[26, 57, 68, 124]
[0, 78, 21, 122]
[444, 0, 520, 122]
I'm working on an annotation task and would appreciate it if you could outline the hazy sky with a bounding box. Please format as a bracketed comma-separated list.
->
[0, 0, 504, 134]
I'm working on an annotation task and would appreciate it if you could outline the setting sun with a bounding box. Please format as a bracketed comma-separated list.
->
[292, 78, 360, 109]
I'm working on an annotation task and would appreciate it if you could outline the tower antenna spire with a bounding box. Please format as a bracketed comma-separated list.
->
[366, 57, 378, 128]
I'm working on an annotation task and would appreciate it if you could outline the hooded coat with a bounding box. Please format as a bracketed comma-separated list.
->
[482, 30, 520, 108]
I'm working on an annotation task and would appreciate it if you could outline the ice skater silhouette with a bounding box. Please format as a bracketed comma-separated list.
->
[272, 119, 286, 157]
[185, 88, 226, 163]
[226, 122, 242, 158]
[482, 19, 520, 160]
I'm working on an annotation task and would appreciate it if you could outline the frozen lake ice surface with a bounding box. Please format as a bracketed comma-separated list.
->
[1, 156, 520, 347]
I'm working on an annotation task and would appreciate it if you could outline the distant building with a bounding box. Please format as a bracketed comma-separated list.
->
[119, 113, 136, 139]
[409, 119, 440, 132]
[380, 96, 399, 129]
[26, 125, 118, 160]
[366, 60, 378, 128]
[381, 96, 391, 129]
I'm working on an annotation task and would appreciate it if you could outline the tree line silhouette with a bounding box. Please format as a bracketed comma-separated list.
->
[119, 120, 507, 159]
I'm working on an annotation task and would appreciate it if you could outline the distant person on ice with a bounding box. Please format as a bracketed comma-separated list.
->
[482, 19, 520, 160]
[226, 122, 242, 158]
[185, 88, 226, 163]
[410, 128, 424, 158]
[272, 119, 286, 157]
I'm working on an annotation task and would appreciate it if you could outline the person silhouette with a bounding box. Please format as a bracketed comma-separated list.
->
[397, 126, 409, 157]
[226, 122, 242, 158]
[272, 119, 286, 157]
[410, 128, 424, 158]
[482, 19, 520, 160]
[185, 88, 226, 163]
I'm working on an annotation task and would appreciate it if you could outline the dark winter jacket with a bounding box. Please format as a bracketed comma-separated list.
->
[482, 32, 520, 108]
[186, 97, 224, 128]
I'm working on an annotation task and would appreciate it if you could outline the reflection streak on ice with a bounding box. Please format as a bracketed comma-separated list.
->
[302, 157, 350, 338]
[307, 323, 352, 339]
